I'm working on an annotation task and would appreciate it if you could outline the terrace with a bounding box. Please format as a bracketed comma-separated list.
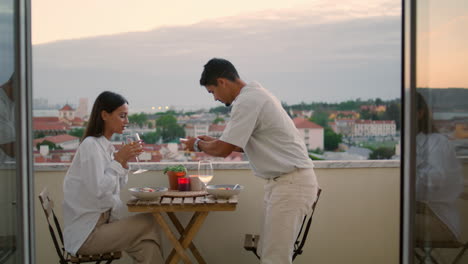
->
[29, 160, 393, 263]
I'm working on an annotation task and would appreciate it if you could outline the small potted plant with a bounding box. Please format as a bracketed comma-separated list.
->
[163, 164, 187, 190]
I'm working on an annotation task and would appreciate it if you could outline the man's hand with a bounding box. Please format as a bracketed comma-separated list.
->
[197, 135, 216, 142]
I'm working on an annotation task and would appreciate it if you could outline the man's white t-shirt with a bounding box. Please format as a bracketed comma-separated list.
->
[220, 81, 314, 179]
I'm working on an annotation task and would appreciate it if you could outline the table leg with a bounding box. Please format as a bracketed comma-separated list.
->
[167, 212, 206, 264]
[167, 212, 209, 264]
[152, 213, 192, 264]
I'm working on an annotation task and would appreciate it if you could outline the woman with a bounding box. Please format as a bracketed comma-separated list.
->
[63, 91, 163, 264]
[415, 92, 464, 242]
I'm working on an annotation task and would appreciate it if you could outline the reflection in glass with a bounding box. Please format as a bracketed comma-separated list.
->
[414, 92, 464, 249]
[0, 0, 18, 262]
[412, 0, 468, 262]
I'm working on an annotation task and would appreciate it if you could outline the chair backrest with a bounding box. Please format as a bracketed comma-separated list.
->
[293, 188, 322, 261]
[38, 187, 67, 263]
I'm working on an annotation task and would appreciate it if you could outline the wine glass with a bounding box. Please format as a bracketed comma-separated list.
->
[124, 132, 148, 174]
[198, 160, 213, 199]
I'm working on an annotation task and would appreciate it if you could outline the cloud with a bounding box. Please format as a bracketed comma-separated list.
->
[33, 6, 401, 111]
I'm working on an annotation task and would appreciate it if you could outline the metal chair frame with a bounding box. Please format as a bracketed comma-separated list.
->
[414, 200, 468, 264]
[244, 188, 322, 261]
[38, 188, 121, 264]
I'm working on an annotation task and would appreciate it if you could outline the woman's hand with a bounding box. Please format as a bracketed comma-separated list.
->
[114, 141, 144, 169]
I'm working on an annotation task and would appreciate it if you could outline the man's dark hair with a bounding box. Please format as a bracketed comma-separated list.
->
[200, 58, 240, 86]
[83, 91, 128, 140]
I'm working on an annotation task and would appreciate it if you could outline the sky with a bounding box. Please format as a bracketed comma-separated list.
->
[31, 0, 398, 45]
[29, 0, 468, 113]
[416, 0, 468, 88]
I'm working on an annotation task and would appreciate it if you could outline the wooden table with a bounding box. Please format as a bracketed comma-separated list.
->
[127, 195, 238, 264]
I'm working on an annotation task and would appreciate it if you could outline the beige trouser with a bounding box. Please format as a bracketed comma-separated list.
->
[258, 168, 319, 264]
[78, 211, 163, 264]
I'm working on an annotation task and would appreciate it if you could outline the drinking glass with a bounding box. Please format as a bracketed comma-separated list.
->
[198, 160, 213, 199]
[124, 132, 148, 174]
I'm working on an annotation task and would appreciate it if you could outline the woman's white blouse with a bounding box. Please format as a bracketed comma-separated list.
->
[416, 133, 464, 240]
[63, 136, 128, 255]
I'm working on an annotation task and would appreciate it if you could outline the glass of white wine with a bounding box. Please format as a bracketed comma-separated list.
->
[198, 160, 213, 199]
[124, 132, 148, 174]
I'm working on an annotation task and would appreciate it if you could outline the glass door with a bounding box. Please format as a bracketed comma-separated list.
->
[403, 0, 468, 263]
[0, 0, 34, 263]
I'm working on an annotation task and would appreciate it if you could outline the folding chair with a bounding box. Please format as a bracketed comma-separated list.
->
[38, 187, 122, 264]
[0, 235, 15, 264]
[244, 188, 322, 261]
[414, 193, 468, 264]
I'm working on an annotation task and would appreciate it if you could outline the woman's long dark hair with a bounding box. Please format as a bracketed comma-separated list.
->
[416, 92, 438, 134]
[83, 91, 128, 140]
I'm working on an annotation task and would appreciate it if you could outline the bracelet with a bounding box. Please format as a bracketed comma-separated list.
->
[194, 138, 201, 152]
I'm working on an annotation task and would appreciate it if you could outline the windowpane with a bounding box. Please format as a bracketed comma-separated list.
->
[413, 0, 468, 262]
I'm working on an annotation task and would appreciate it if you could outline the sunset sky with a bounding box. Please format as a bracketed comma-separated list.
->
[32, 0, 398, 44]
[416, 0, 468, 88]
[29, 0, 468, 110]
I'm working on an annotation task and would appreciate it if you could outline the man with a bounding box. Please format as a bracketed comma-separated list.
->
[183, 58, 319, 264]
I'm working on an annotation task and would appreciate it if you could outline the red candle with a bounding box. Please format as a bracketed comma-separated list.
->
[178, 177, 190, 191]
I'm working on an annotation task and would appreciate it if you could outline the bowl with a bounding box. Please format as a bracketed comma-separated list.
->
[206, 184, 244, 198]
[128, 187, 168, 200]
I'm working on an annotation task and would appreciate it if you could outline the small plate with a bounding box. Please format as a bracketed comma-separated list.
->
[206, 184, 243, 198]
[129, 187, 168, 200]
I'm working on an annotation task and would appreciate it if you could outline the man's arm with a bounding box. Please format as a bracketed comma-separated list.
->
[183, 136, 243, 157]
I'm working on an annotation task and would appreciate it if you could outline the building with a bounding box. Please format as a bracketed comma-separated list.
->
[75, 98, 89, 119]
[184, 123, 210, 138]
[360, 105, 387, 113]
[33, 104, 85, 137]
[292, 117, 324, 150]
[33, 134, 80, 151]
[352, 120, 396, 137]
[289, 109, 313, 119]
[208, 124, 226, 138]
[328, 111, 360, 120]
[330, 118, 356, 137]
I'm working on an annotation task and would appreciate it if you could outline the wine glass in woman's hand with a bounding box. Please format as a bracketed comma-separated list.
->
[125, 132, 148, 174]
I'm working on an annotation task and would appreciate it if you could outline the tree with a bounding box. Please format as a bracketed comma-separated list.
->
[369, 147, 395, 160]
[156, 114, 185, 143]
[68, 128, 84, 139]
[209, 106, 230, 115]
[213, 117, 225, 124]
[140, 131, 159, 144]
[128, 113, 148, 128]
[34, 132, 46, 139]
[382, 102, 401, 130]
[310, 110, 329, 128]
[324, 127, 342, 151]
[375, 97, 384, 106]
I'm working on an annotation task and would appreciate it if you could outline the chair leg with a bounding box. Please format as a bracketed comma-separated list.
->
[423, 248, 440, 264]
[414, 249, 424, 263]
[452, 243, 468, 264]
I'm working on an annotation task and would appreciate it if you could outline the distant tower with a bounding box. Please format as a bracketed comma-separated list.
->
[76, 98, 89, 119]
